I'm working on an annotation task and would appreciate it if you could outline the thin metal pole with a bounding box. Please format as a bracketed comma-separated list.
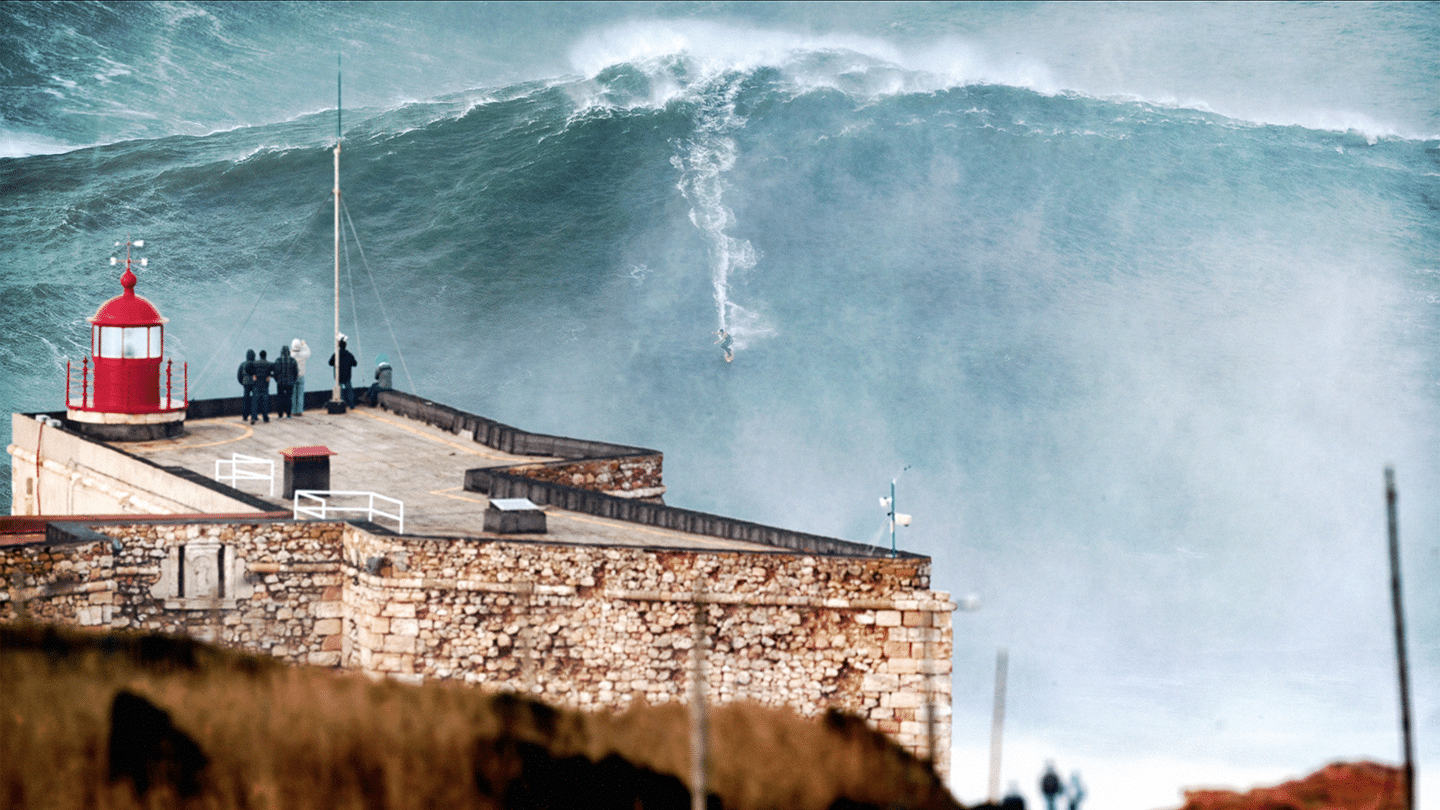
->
[332, 129, 341, 404]
[890, 479, 897, 557]
[331, 55, 343, 406]
[988, 648, 1008, 803]
[1385, 467, 1415, 810]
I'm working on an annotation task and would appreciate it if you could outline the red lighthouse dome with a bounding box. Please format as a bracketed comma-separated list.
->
[67, 239, 188, 440]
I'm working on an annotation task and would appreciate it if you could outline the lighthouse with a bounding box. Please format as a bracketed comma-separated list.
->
[66, 238, 188, 440]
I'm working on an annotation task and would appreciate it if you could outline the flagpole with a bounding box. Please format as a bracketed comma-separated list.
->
[332, 55, 343, 409]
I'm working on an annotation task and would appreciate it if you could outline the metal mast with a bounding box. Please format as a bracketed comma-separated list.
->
[332, 57, 342, 408]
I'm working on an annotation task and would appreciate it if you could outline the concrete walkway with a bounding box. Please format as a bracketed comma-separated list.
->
[119, 405, 773, 552]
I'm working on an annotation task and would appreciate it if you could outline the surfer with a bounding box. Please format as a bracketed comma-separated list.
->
[714, 329, 734, 363]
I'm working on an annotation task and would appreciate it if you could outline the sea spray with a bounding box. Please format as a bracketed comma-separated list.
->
[669, 74, 774, 354]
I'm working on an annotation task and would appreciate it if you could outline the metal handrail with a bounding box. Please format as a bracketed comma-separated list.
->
[293, 490, 404, 534]
[215, 453, 275, 496]
[65, 357, 188, 412]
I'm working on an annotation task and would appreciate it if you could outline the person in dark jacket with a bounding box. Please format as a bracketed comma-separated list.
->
[1040, 763, 1063, 810]
[237, 349, 257, 423]
[252, 349, 274, 423]
[329, 337, 358, 408]
[273, 345, 298, 419]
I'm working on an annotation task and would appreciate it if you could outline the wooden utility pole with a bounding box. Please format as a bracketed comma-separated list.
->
[988, 648, 1008, 803]
[1385, 467, 1415, 810]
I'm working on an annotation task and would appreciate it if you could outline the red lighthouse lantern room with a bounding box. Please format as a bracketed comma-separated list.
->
[66, 238, 188, 440]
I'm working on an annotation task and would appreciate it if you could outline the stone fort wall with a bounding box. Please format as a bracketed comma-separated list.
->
[1, 518, 955, 776]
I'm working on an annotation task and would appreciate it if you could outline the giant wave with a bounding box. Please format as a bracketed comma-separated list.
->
[2, 5, 1438, 809]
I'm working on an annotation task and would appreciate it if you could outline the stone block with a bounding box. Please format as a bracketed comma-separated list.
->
[390, 618, 419, 637]
[321, 634, 343, 652]
[314, 618, 342, 636]
[308, 651, 341, 667]
[314, 601, 344, 619]
[886, 658, 920, 675]
[875, 610, 901, 627]
[382, 602, 416, 618]
[862, 673, 899, 693]
[883, 641, 912, 658]
[382, 634, 415, 654]
[901, 611, 929, 627]
[887, 691, 921, 709]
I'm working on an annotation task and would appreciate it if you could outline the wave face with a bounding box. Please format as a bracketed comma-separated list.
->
[2, 4, 1438, 808]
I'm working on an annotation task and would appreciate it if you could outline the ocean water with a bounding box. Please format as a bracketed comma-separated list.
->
[2, 3, 1437, 808]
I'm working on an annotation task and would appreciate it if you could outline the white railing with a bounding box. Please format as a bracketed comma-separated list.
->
[215, 453, 275, 496]
[293, 490, 404, 534]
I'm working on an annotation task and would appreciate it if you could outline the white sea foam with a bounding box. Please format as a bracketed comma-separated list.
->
[564, 19, 1435, 143]
[665, 70, 777, 353]
[0, 129, 83, 159]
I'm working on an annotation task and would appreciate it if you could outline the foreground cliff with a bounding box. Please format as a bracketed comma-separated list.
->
[1, 623, 958, 810]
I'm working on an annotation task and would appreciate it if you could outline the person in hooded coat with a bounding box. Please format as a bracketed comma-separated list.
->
[364, 353, 392, 406]
[252, 349, 274, 423]
[273, 345, 298, 419]
[290, 338, 310, 416]
[237, 349, 257, 423]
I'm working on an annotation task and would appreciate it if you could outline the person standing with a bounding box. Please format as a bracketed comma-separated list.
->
[1040, 763, 1063, 810]
[273, 344, 298, 419]
[237, 349, 257, 423]
[252, 349, 274, 423]
[290, 337, 310, 416]
[1067, 773, 1084, 810]
[329, 337, 358, 408]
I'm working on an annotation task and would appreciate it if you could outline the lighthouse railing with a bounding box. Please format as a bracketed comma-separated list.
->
[164, 359, 189, 410]
[64, 356, 187, 413]
[65, 358, 94, 410]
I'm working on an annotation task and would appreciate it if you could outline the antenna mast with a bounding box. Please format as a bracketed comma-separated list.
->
[332, 54, 343, 409]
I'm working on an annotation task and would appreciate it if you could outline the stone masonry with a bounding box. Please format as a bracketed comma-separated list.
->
[2, 519, 955, 776]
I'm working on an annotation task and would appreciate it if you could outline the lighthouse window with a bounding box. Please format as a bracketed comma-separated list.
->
[97, 326, 122, 358]
[123, 327, 146, 358]
[95, 325, 162, 358]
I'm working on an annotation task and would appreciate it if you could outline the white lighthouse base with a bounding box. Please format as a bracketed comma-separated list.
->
[66, 404, 186, 441]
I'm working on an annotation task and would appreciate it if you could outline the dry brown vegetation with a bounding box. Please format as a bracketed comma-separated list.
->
[1, 623, 960, 810]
